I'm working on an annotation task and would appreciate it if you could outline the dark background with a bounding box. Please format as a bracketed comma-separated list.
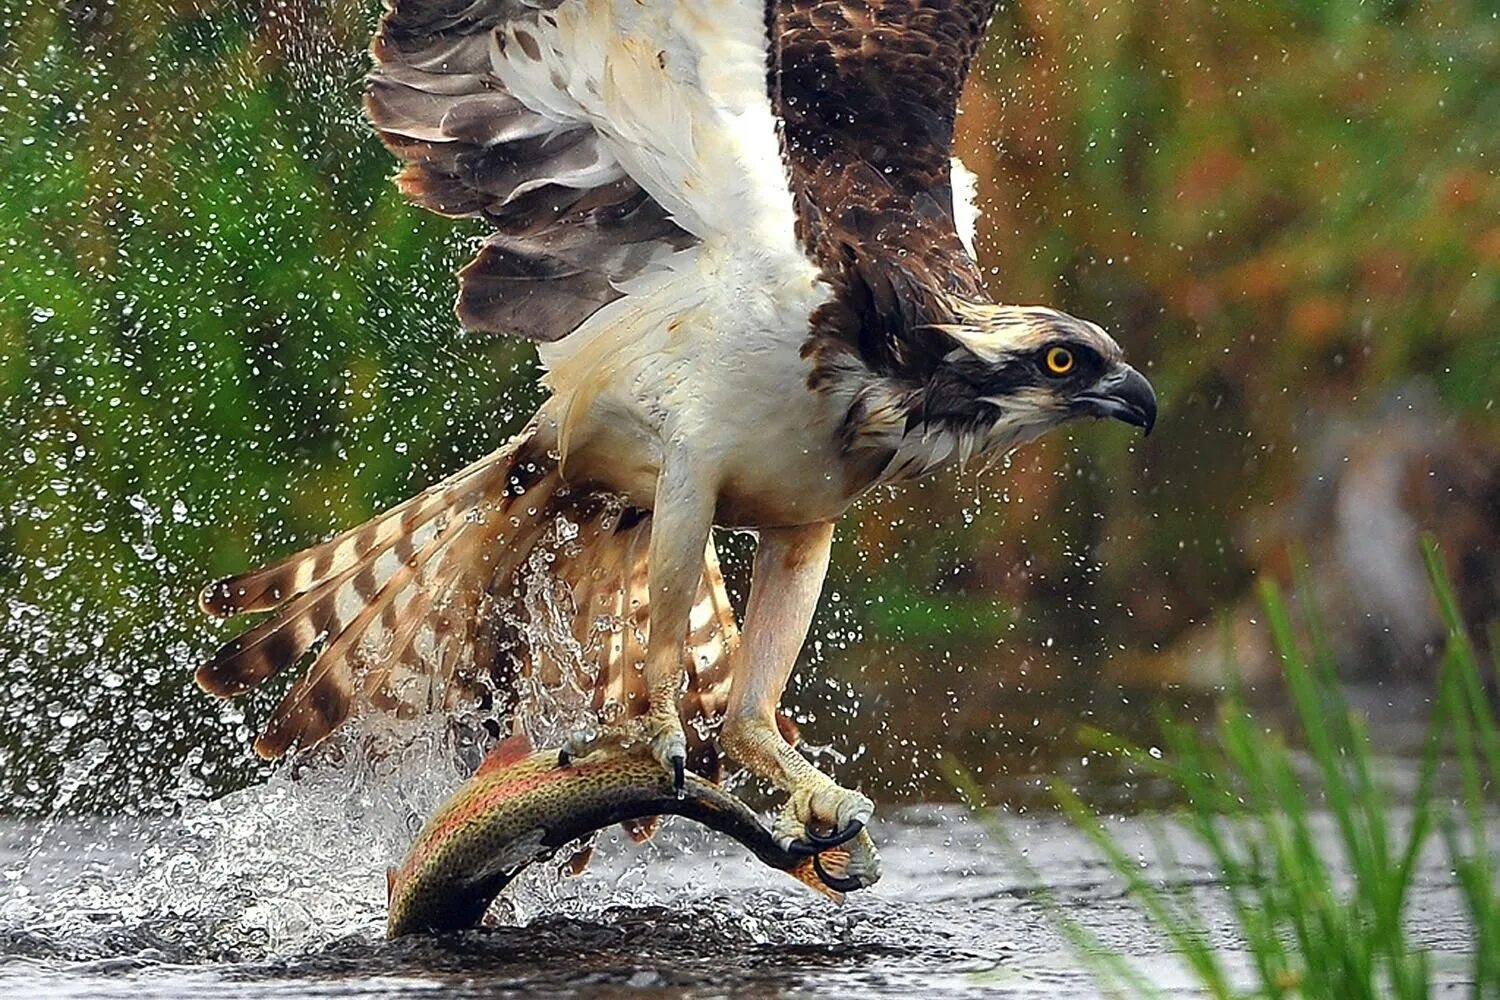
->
[2, 0, 1496, 813]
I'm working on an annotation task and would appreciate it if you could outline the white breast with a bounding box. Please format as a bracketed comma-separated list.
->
[506, 0, 831, 490]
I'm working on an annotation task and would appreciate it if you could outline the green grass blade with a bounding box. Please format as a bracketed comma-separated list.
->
[1051, 779, 1236, 998]
[1422, 537, 1500, 794]
[939, 755, 1163, 999]
[947, 541, 1497, 1000]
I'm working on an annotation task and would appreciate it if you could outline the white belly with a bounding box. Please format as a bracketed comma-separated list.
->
[535, 243, 856, 527]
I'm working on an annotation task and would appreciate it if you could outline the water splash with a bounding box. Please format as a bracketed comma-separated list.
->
[0, 519, 822, 971]
[507, 510, 609, 747]
[1, 713, 463, 962]
[0, 496, 851, 971]
[0, 706, 859, 970]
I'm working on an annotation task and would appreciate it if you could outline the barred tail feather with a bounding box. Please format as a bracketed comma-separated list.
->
[199, 448, 509, 619]
[197, 423, 742, 764]
[250, 511, 473, 758]
[197, 552, 400, 699]
[196, 428, 544, 758]
[541, 498, 739, 765]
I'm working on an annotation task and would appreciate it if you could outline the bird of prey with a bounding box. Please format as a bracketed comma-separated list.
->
[197, 0, 1156, 882]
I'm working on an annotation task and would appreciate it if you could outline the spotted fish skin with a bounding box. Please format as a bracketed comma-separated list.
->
[387, 737, 843, 937]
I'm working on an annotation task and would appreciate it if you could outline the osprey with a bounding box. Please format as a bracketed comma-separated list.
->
[198, 0, 1156, 883]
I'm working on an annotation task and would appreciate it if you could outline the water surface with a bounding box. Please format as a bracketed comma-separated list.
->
[0, 749, 1481, 998]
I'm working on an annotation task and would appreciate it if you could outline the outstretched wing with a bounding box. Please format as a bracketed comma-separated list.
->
[775, 0, 995, 213]
[366, 0, 808, 346]
[771, 0, 999, 373]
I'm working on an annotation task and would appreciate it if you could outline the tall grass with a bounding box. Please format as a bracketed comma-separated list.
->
[949, 537, 1499, 998]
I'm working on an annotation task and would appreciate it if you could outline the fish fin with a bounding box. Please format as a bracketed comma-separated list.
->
[565, 845, 594, 876]
[788, 851, 849, 903]
[620, 815, 661, 844]
[775, 709, 801, 748]
[476, 732, 535, 777]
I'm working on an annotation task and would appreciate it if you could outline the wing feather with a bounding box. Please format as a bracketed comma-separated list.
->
[366, 0, 815, 349]
[772, 0, 1001, 371]
[368, 1, 674, 342]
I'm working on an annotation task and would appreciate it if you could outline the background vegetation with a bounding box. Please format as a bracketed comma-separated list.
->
[954, 543, 1499, 998]
[1, 0, 1496, 811]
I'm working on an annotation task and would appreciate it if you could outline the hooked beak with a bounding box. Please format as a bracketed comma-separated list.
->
[1074, 364, 1157, 435]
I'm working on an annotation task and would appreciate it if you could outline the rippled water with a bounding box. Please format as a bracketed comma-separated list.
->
[0, 735, 1482, 999]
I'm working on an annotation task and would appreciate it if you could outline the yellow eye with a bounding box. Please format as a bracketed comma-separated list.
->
[1045, 346, 1075, 375]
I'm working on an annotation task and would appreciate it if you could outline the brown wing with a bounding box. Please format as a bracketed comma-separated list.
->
[771, 0, 999, 375]
[774, 0, 995, 208]
[366, 0, 696, 342]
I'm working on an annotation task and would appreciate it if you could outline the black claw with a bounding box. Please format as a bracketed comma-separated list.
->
[670, 754, 686, 792]
[557, 748, 573, 768]
[813, 853, 866, 893]
[789, 818, 864, 855]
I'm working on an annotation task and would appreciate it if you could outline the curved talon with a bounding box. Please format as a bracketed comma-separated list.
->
[790, 818, 864, 854]
[670, 754, 685, 793]
[813, 852, 866, 893]
[558, 726, 603, 769]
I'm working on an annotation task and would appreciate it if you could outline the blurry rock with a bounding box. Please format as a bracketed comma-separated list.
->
[1144, 383, 1499, 689]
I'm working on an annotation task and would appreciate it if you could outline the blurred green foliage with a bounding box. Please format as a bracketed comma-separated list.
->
[953, 540, 1500, 998]
[0, 0, 1496, 812]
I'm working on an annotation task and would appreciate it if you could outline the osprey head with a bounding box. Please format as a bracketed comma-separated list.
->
[937, 303, 1155, 433]
[890, 302, 1155, 475]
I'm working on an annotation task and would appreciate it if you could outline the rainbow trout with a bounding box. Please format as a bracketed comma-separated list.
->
[387, 734, 858, 937]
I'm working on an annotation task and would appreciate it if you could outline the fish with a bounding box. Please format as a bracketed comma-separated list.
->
[386, 733, 863, 937]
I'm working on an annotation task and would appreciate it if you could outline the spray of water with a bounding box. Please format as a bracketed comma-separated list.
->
[0, 519, 850, 966]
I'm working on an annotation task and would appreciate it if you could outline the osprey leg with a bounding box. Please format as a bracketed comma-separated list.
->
[720, 522, 880, 886]
[559, 457, 716, 788]
[641, 462, 719, 786]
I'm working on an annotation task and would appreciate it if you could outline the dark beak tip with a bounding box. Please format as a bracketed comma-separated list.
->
[1078, 365, 1157, 436]
[1121, 366, 1157, 437]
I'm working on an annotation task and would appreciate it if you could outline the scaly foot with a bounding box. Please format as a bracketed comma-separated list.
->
[557, 707, 688, 789]
[771, 770, 875, 854]
[722, 715, 875, 862]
